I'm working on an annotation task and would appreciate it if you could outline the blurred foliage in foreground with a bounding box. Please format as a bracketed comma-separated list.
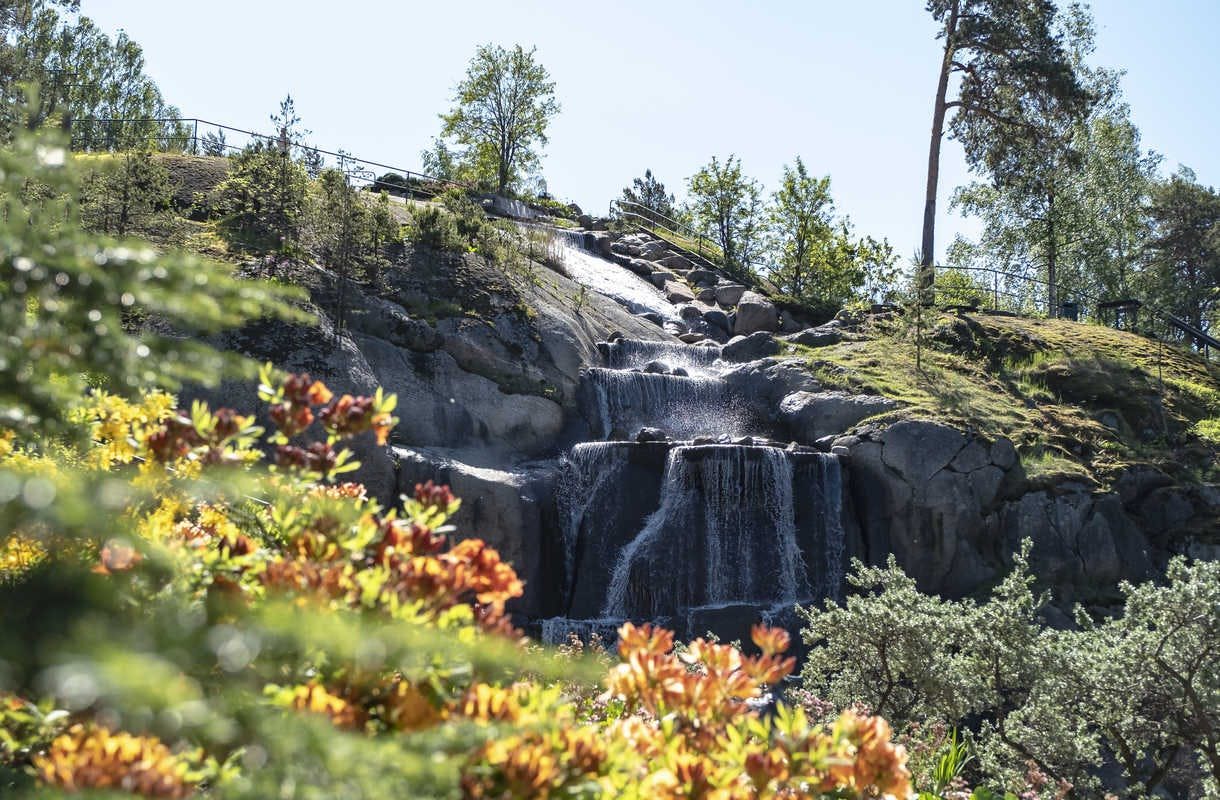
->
[0, 372, 913, 799]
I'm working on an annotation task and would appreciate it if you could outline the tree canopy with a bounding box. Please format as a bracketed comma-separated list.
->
[436, 43, 560, 194]
[919, 0, 1092, 292]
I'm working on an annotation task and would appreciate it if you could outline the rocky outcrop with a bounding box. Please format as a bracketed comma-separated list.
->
[733, 291, 781, 335]
[835, 419, 1174, 601]
[840, 421, 1030, 595]
[780, 391, 899, 443]
[396, 447, 564, 618]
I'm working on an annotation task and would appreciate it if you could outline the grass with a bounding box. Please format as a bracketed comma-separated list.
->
[786, 312, 1220, 485]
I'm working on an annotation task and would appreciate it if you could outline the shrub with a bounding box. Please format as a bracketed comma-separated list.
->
[0, 369, 916, 799]
[406, 205, 464, 252]
[215, 142, 310, 255]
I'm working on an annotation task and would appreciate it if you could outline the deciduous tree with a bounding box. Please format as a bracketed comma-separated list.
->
[437, 44, 560, 194]
[687, 155, 764, 281]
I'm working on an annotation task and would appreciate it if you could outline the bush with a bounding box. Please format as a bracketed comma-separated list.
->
[406, 205, 464, 252]
[0, 371, 916, 799]
[215, 143, 310, 255]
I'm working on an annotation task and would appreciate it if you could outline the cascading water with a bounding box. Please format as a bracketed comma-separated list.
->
[551, 235, 680, 322]
[601, 338, 724, 374]
[583, 367, 749, 440]
[602, 445, 815, 619]
[529, 227, 850, 648]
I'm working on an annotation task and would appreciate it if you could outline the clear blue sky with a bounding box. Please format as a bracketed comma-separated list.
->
[81, 0, 1220, 264]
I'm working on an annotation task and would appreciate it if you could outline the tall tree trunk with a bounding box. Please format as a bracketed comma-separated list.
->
[1047, 184, 1057, 316]
[920, 0, 960, 302]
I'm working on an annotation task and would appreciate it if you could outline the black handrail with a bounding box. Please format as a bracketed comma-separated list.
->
[68, 116, 470, 196]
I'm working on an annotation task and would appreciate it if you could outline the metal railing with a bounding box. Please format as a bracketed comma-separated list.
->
[931, 264, 1216, 358]
[609, 199, 725, 273]
[67, 116, 469, 199]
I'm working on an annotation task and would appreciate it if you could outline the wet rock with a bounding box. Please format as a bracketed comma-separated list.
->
[650, 270, 678, 288]
[635, 427, 669, 443]
[678, 333, 706, 344]
[703, 309, 731, 333]
[665, 281, 696, 303]
[677, 304, 705, 323]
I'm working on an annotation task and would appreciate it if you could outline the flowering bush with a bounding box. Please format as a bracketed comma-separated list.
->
[0, 372, 915, 799]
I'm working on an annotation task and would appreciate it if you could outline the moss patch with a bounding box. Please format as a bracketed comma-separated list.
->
[787, 312, 1220, 485]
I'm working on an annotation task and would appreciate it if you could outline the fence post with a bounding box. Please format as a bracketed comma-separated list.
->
[192, 119, 199, 154]
[993, 271, 998, 310]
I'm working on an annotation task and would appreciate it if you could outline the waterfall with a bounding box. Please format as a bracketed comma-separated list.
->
[814, 455, 846, 602]
[556, 442, 629, 595]
[553, 241, 680, 322]
[583, 367, 751, 440]
[602, 338, 723, 374]
[602, 445, 815, 619]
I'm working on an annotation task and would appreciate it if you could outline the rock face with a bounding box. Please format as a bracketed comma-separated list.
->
[838, 420, 1159, 600]
[733, 291, 781, 334]
[779, 391, 899, 443]
[396, 447, 564, 619]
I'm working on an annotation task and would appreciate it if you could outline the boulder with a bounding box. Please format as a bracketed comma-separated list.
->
[779, 391, 899, 443]
[721, 331, 780, 362]
[635, 427, 669, 443]
[635, 311, 664, 326]
[665, 281, 696, 303]
[733, 291, 780, 334]
[715, 284, 748, 306]
[626, 258, 655, 277]
[687, 269, 720, 287]
[782, 325, 842, 349]
[678, 332, 706, 344]
[703, 309, 731, 333]
[696, 287, 717, 304]
[577, 213, 594, 229]
[655, 253, 693, 271]
[677, 304, 705, 323]
[650, 270, 678, 288]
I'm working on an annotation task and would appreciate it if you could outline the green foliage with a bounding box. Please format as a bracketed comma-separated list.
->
[406, 204, 464, 252]
[1, 1, 185, 147]
[0, 126, 305, 436]
[620, 168, 677, 225]
[215, 142, 309, 255]
[687, 154, 764, 281]
[307, 169, 401, 290]
[437, 43, 560, 194]
[1143, 167, 1220, 339]
[800, 548, 1220, 796]
[934, 267, 989, 308]
[767, 157, 897, 310]
[78, 149, 173, 236]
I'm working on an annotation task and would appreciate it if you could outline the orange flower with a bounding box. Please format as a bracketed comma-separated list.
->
[460, 683, 522, 724]
[288, 682, 366, 730]
[386, 680, 444, 731]
[33, 724, 196, 798]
